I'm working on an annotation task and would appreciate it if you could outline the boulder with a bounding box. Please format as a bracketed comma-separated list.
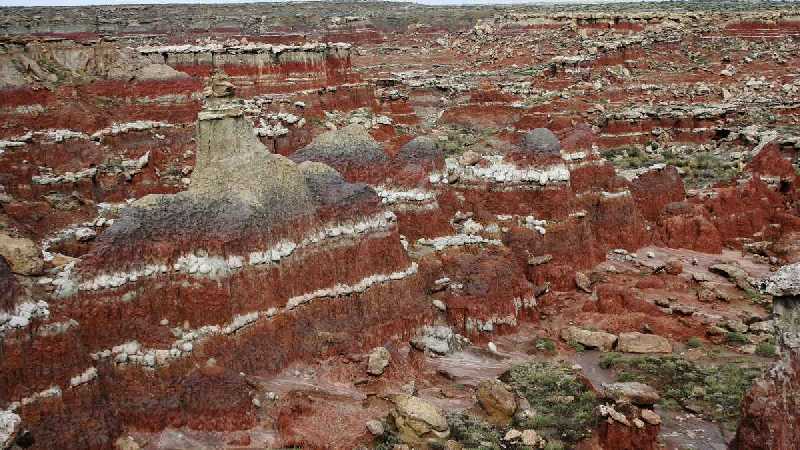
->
[366, 419, 384, 436]
[202, 70, 235, 98]
[709, 263, 752, 290]
[664, 259, 683, 275]
[0, 233, 44, 275]
[411, 325, 463, 355]
[114, 436, 141, 450]
[521, 429, 545, 447]
[459, 150, 482, 166]
[444, 440, 463, 450]
[640, 408, 661, 425]
[561, 326, 618, 351]
[617, 332, 672, 354]
[367, 347, 391, 376]
[503, 429, 522, 441]
[527, 254, 553, 266]
[0, 410, 21, 449]
[601, 382, 660, 406]
[575, 271, 592, 293]
[390, 394, 450, 448]
[476, 379, 517, 425]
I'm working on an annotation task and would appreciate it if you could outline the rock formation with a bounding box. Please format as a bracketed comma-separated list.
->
[0, 1, 798, 448]
[735, 263, 800, 450]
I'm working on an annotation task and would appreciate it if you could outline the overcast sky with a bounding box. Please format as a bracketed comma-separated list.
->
[0, 0, 666, 7]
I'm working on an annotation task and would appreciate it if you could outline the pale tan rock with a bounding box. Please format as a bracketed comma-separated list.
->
[114, 436, 141, 450]
[601, 382, 660, 405]
[444, 441, 463, 450]
[640, 408, 662, 425]
[617, 332, 672, 353]
[521, 429, 545, 447]
[459, 150, 482, 166]
[503, 429, 522, 441]
[561, 326, 618, 351]
[367, 347, 391, 375]
[50, 253, 78, 268]
[366, 419, 385, 436]
[0, 233, 44, 275]
[390, 394, 450, 448]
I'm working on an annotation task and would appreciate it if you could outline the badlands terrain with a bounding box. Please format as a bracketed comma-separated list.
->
[1, 1, 800, 449]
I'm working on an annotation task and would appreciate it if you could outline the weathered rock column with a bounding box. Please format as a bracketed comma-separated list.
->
[734, 263, 800, 450]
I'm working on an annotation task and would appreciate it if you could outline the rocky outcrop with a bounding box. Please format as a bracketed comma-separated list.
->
[0, 99, 431, 447]
[0, 410, 20, 449]
[2, 2, 800, 448]
[735, 262, 800, 450]
[389, 394, 450, 448]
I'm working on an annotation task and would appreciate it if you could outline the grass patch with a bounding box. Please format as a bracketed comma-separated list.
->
[535, 338, 557, 354]
[446, 412, 502, 449]
[502, 361, 598, 445]
[372, 426, 401, 450]
[755, 342, 777, 357]
[726, 332, 750, 346]
[600, 354, 765, 430]
[567, 339, 586, 352]
[603, 147, 742, 188]
[687, 337, 703, 348]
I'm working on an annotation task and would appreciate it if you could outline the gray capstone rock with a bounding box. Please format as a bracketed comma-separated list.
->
[762, 263, 800, 297]
[521, 128, 561, 155]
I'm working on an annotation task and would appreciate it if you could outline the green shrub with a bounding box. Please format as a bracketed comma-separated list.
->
[755, 342, 777, 357]
[535, 338, 557, 353]
[599, 354, 765, 429]
[567, 339, 586, 352]
[544, 441, 566, 450]
[446, 412, 502, 449]
[373, 429, 401, 450]
[726, 332, 750, 345]
[599, 352, 623, 369]
[687, 337, 703, 348]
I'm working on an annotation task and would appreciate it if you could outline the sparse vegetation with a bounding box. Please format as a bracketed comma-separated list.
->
[755, 342, 777, 357]
[447, 412, 503, 449]
[599, 354, 766, 429]
[504, 361, 598, 445]
[567, 339, 586, 352]
[373, 431, 401, 450]
[535, 337, 557, 353]
[603, 146, 743, 187]
[726, 331, 750, 345]
[687, 337, 703, 348]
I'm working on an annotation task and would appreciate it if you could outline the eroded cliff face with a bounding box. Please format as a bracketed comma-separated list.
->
[1, 2, 800, 449]
[1, 93, 432, 448]
[735, 264, 800, 450]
